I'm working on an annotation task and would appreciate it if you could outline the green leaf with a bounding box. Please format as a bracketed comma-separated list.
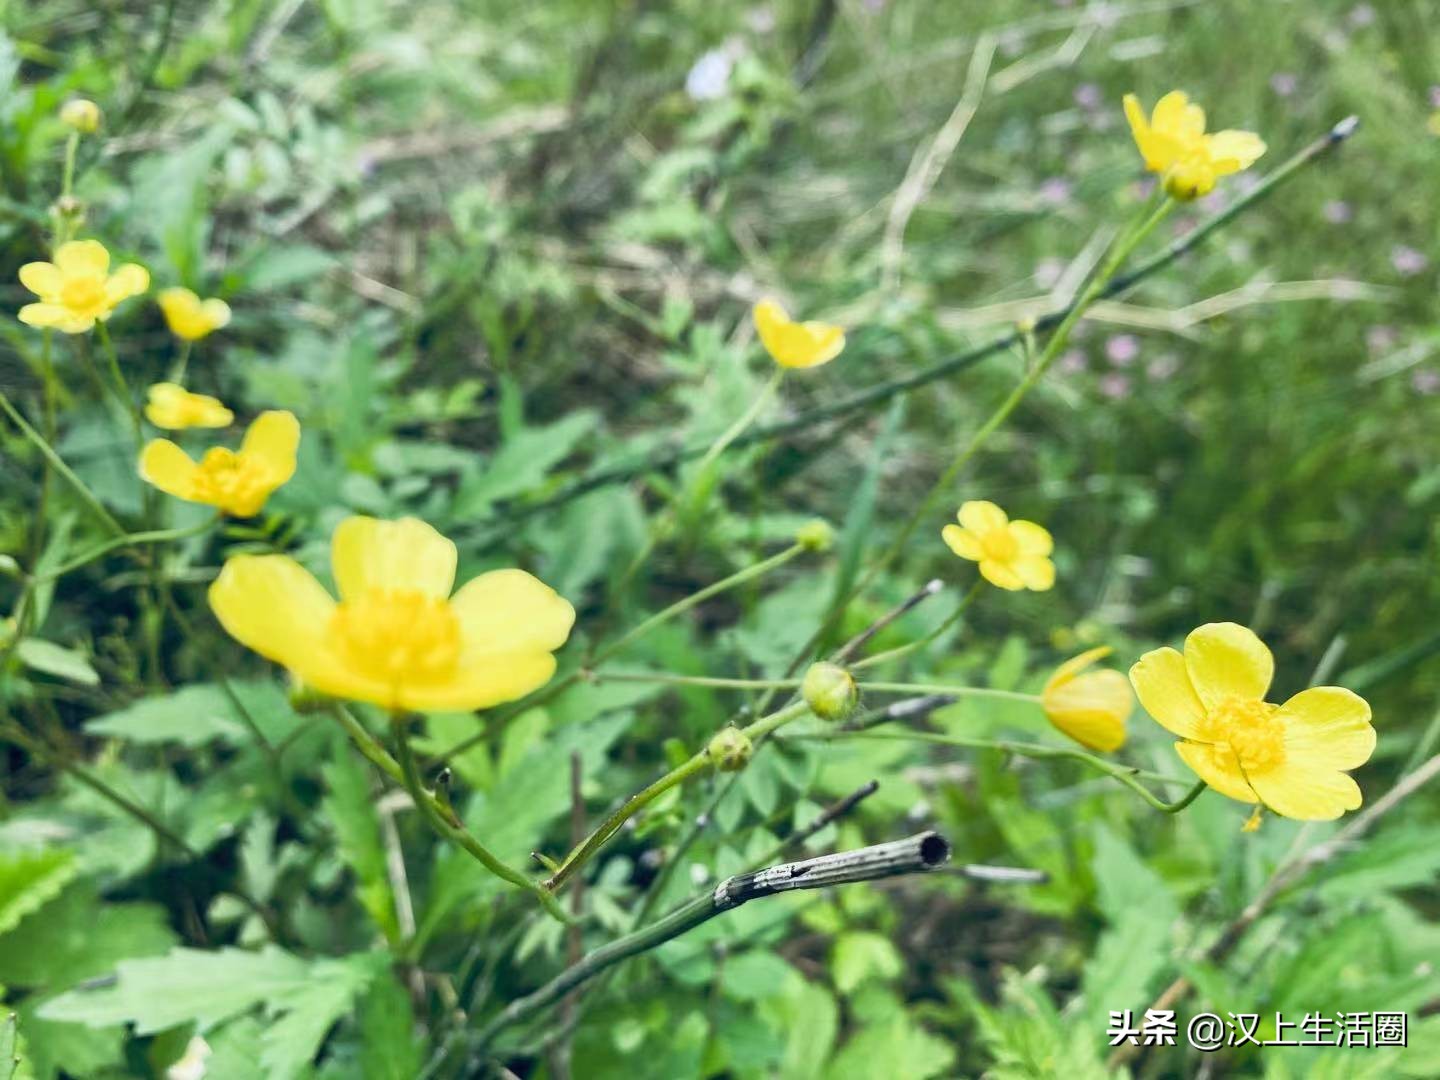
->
[830, 932, 902, 996]
[320, 743, 397, 941]
[0, 883, 177, 990]
[86, 684, 246, 746]
[451, 411, 597, 516]
[0, 850, 76, 938]
[770, 978, 838, 1080]
[721, 950, 795, 1002]
[824, 1013, 953, 1080]
[828, 396, 904, 620]
[14, 640, 98, 686]
[260, 955, 384, 1080]
[358, 974, 421, 1080]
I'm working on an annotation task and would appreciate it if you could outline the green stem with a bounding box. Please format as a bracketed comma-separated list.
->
[329, 706, 569, 923]
[593, 671, 802, 692]
[806, 729, 1204, 813]
[437, 543, 808, 765]
[857, 681, 1040, 704]
[170, 340, 193, 383]
[0, 386, 127, 538]
[850, 580, 983, 671]
[31, 515, 216, 582]
[60, 132, 79, 203]
[94, 321, 143, 448]
[543, 700, 810, 894]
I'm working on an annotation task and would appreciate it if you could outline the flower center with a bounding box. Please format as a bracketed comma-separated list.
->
[192, 448, 269, 508]
[980, 527, 1019, 562]
[60, 274, 106, 314]
[1208, 695, 1286, 774]
[329, 588, 462, 686]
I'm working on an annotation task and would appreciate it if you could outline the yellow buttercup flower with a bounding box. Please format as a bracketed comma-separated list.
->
[139, 410, 298, 516]
[208, 516, 576, 713]
[752, 298, 845, 369]
[18, 240, 149, 334]
[1130, 622, 1375, 820]
[1042, 647, 1131, 752]
[1122, 91, 1265, 200]
[157, 287, 232, 341]
[60, 99, 101, 133]
[145, 383, 234, 430]
[941, 500, 1055, 591]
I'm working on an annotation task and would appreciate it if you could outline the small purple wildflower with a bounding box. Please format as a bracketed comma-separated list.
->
[1038, 177, 1072, 206]
[1270, 73, 1298, 97]
[1105, 334, 1139, 367]
[1323, 200, 1353, 224]
[1057, 349, 1087, 374]
[1034, 257, 1065, 290]
[1365, 325, 1397, 355]
[1099, 373, 1131, 400]
[1074, 83, 1102, 110]
[1147, 353, 1181, 381]
[1348, 3, 1376, 27]
[1412, 369, 1440, 395]
[1391, 245, 1429, 277]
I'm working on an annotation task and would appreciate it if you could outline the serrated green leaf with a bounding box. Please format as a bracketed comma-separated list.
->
[830, 932, 902, 996]
[320, 742, 397, 941]
[0, 850, 76, 938]
[452, 410, 597, 515]
[358, 973, 420, 1080]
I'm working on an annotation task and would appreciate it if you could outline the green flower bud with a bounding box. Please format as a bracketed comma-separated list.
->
[60, 99, 101, 133]
[707, 726, 752, 771]
[796, 519, 834, 553]
[802, 662, 858, 722]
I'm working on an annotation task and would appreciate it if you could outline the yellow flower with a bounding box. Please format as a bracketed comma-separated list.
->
[1122, 91, 1265, 200]
[18, 240, 149, 334]
[60, 99, 101, 133]
[941, 500, 1055, 591]
[145, 383, 234, 430]
[1042, 647, 1131, 752]
[753, 298, 845, 369]
[208, 516, 576, 713]
[1129, 622, 1375, 820]
[157, 287, 231, 341]
[139, 410, 298, 517]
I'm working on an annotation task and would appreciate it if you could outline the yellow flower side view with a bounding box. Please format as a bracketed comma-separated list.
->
[208, 516, 576, 713]
[158, 287, 232, 341]
[1042, 647, 1132, 752]
[941, 500, 1055, 591]
[18, 240, 149, 334]
[139, 410, 298, 516]
[752, 298, 845, 369]
[1123, 91, 1265, 200]
[145, 383, 234, 430]
[1130, 622, 1375, 820]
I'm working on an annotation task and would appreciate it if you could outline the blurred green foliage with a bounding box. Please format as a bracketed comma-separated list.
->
[2, 0, 1439, 1077]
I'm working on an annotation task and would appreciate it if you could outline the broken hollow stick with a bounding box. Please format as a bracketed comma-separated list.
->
[471, 830, 954, 1054]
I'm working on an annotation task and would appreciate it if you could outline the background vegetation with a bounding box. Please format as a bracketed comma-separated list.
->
[2, 0, 1439, 1076]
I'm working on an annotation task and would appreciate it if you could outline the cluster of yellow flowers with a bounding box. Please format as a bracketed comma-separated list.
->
[15, 91, 1367, 828]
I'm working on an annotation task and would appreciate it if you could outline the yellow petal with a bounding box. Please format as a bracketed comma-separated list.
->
[1009, 520, 1053, 556]
[18, 303, 69, 329]
[239, 410, 300, 485]
[105, 264, 149, 305]
[200, 298, 232, 330]
[1151, 91, 1198, 136]
[1275, 687, 1375, 771]
[450, 568, 576, 656]
[144, 383, 233, 429]
[138, 439, 200, 500]
[1129, 646, 1207, 739]
[978, 558, 1024, 590]
[1207, 130, 1266, 173]
[1247, 766, 1361, 821]
[1014, 555, 1055, 591]
[18, 262, 61, 298]
[792, 321, 846, 368]
[752, 298, 844, 368]
[1175, 740, 1258, 803]
[1044, 646, 1113, 693]
[331, 516, 457, 601]
[396, 652, 559, 712]
[957, 500, 1008, 534]
[1183, 622, 1272, 710]
[941, 524, 982, 561]
[1044, 669, 1130, 752]
[1122, 93, 1150, 142]
[208, 555, 377, 701]
[54, 239, 108, 276]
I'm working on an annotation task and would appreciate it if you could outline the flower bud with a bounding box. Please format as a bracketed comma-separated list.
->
[795, 519, 834, 553]
[60, 99, 101, 133]
[707, 726, 752, 771]
[802, 662, 858, 722]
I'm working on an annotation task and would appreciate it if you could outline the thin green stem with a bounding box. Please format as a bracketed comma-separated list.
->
[328, 705, 569, 923]
[437, 543, 808, 764]
[804, 729, 1204, 813]
[851, 580, 983, 671]
[94, 321, 143, 448]
[0, 386, 127, 538]
[592, 671, 802, 692]
[857, 681, 1040, 704]
[170, 340, 193, 383]
[31, 516, 216, 582]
